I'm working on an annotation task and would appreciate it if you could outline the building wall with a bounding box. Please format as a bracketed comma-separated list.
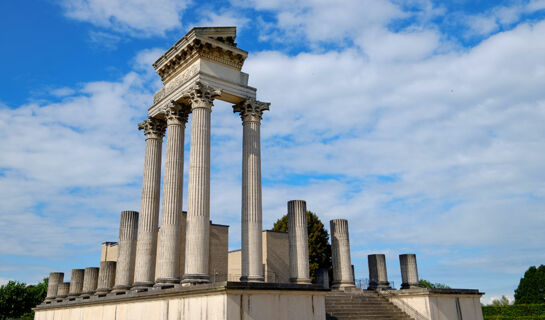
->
[100, 242, 118, 262]
[209, 224, 229, 281]
[263, 230, 289, 283]
[227, 250, 241, 281]
[227, 230, 289, 283]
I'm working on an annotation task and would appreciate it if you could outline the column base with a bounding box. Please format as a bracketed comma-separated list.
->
[331, 280, 356, 290]
[401, 283, 420, 289]
[240, 275, 265, 282]
[155, 277, 180, 284]
[367, 281, 391, 290]
[131, 281, 155, 292]
[182, 273, 210, 284]
[93, 289, 111, 296]
[290, 277, 312, 284]
[111, 285, 132, 294]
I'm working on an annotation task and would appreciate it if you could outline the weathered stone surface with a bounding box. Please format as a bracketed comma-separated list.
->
[330, 219, 355, 289]
[45, 272, 63, 301]
[96, 261, 116, 294]
[82, 267, 99, 296]
[68, 269, 84, 297]
[368, 254, 391, 290]
[113, 211, 139, 291]
[156, 102, 189, 285]
[400, 254, 419, 289]
[133, 117, 166, 289]
[384, 288, 484, 320]
[234, 98, 269, 282]
[56, 282, 70, 298]
[288, 200, 311, 284]
[183, 83, 220, 284]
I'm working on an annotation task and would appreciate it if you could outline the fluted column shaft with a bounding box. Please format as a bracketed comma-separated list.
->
[184, 83, 220, 283]
[330, 219, 355, 289]
[68, 269, 84, 297]
[82, 267, 99, 296]
[133, 117, 166, 288]
[368, 254, 391, 290]
[96, 261, 116, 294]
[56, 282, 70, 298]
[156, 102, 189, 285]
[288, 200, 311, 284]
[45, 272, 63, 301]
[400, 254, 419, 289]
[234, 99, 269, 282]
[114, 211, 139, 291]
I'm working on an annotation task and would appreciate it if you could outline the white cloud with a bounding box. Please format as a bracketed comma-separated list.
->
[463, 0, 545, 37]
[61, 0, 189, 37]
[0, 48, 165, 258]
[196, 11, 250, 29]
[242, 20, 545, 260]
[50, 87, 76, 98]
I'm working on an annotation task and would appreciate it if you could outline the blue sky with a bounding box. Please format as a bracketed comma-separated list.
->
[1, 0, 545, 303]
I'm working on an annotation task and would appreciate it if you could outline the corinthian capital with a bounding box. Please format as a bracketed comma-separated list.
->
[182, 81, 222, 111]
[233, 98, 270, 122]
[138, 117, 166, 139]
[163, 100, 190, 125]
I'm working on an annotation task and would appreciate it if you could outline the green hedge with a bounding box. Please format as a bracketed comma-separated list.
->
[483, 304, 545, 319]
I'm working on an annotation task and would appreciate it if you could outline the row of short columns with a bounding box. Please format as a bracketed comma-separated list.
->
[367, 253, 420, 290]
[327, 219, 421, 291]
[45, 208, 419, 300]
[45, 210, 137, 301]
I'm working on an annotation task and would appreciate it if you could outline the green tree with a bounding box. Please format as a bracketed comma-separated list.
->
[514, 265, 545, 304]
[272, 211, 332, 281]
[419, 279, 451, 289]
[0, 278, 47, 320]
[490, 295, 511, 306]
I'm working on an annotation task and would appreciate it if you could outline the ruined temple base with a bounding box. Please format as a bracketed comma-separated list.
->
[34, 282, 327, 320]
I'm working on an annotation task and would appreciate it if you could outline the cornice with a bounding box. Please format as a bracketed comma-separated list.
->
[154, 34, 248, 84]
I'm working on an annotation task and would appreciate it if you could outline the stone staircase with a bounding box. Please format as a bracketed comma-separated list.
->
[325, 289, 414, 320]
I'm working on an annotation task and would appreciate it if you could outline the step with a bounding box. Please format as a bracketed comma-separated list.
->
[325, 291, 412, 320]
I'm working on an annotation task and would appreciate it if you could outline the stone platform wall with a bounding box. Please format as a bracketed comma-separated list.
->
[383, 288, 484, 320]
[34, 282, 326, 320]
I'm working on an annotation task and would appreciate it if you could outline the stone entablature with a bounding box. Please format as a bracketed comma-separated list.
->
[153, 27, 246, 84]
[149, 27, 256, 116]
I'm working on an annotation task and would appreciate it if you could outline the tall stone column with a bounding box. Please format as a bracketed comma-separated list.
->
[133, 117, 166, 289]
[68, 269, 84, 297]
[400, 254, 419, 289]
[45, 272, 63, 301]
[368, 254, 391, 290]
[96, 261, 116, 294]
[330, 219, 355, 289]
[81, 267, 99, 296]
[113, 211, 139, 292]
[233, 98, 269, 282]
[56, 282, 70, 298]
[288, 200, 311, 284]
[156, 102, 189, 286]
[183, 82, 221, 284]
